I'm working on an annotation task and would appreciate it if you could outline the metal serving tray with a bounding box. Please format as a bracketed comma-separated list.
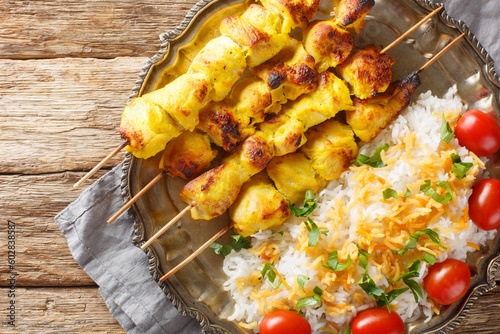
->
[121, 0, 500, 332]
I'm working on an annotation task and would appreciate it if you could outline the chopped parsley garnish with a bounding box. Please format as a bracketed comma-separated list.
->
[356, 244, 407, 310]
[440, 114, 455, 143]
[404, 188, 412, 198]
[304, 218, 328, 247]
[272, 230, 285, 243]
[295, 286, 323, 309]
[322, 251, 352, 272]
[290, 190, 318, 217]
[209, 235, 251, 256]
[450, 153, 473, 179]
[297, 274, 310, 292]
[260, 263, 285, 290]
[395, 228, 447, 256]
[393, 254, 437, 303]
[358, 270, 409, 310]
[354, 143, 390, 168]
[420, 179, 453, 204]
[383, 188, 399, 201]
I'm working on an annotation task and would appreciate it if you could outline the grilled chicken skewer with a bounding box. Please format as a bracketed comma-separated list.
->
[126, 6, 442, 236]
[74, 0, 323, 188]
[141, 19, 463, 283]
[232, 119, 358, 237]
[175, 34, 463, 226]
[107, 37, 320, 224]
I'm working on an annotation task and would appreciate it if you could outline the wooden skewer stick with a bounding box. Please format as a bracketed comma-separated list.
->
[107, 172, 165, 224]
[419, 33, 465, 72]
[140, 202, 197, 250]
[159, 223, 234, 282]
[74, 141, 128, 188]
[380, 5, 443, 55]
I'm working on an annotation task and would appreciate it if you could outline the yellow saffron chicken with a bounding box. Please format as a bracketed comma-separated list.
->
[337, 45, 395, 99]
[230, 172, 291, 237]
[158, 131, 218, 179]
[267, 152, 327, 204]
[299, 120, 358, 180]
[220, 4, 291, 67]
[303, 20, 353, 72]
[332, 0, 375, 32]
[346, 70, 421, 142]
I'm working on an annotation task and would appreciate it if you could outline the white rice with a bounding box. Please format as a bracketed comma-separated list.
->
[222, 87, 497, 333]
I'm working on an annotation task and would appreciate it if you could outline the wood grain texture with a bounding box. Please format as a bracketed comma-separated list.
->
[0, 0, 196, 59]
[1, 0, 500, 333]
[0, 287, 124, 333]
[0, 58, 144, 174]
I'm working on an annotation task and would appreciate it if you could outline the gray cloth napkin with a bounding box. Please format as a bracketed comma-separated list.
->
[55, 163, 202, 334]
[55, 1, 499, 334]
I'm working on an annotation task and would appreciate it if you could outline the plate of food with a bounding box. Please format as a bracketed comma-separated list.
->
[115, 0, 500, 332]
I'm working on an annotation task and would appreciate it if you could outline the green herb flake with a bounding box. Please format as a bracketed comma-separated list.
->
[383, 188, 399, 201]
[396, 228, 447, 256]
[210, 234, 251, 256]
[358, 271, 408, 310]
[404, 188, 412, 198]
[450, 153, 473, 179]
[420, 179, 453, 204]
[354, 143, 390, 168]
[440, 114, 455, 143]
[272, 230, 285, 243]
[304, 218, 320, 247]
[260, 263, 284, 290]
[290, 190, 318, 217]
[297, 274, 310, 292]
[295, 286, 323, 309]
[422, 253, 437, 265]
[343, 324, 352, 334]
[322, 251, 352, 272]
[357, 244, 370, 270]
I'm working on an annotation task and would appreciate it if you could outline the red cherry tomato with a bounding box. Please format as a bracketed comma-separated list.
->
[455, 109, 500, 156]
[423, 258, 470, 305]
[351, 307, 404, 334]
[259, 310, 311, 334]
[469, 178, 500, 230]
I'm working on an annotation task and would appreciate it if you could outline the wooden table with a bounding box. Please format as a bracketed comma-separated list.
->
[1, 0, 499, 333]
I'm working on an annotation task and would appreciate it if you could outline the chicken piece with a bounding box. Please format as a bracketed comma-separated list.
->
[120, 97, 182, 159]
[260, 0, 320, 32]
[333, 0, 375, 32]
[197, 101, 255, 152]
[187, 36, 246, 101]
[230, 78, 281, 122]
[230, 172, 291, 237]
[197, 78, 281, 152]
[300, 120, 358, 180]
[142, 73, 211, 131]
[220, 4, 290, 67]
[181, 132, 275, 220]
[336, 45, 395, 99]
[159, 131, 218, 179]
[303, 20, 353, 72]
[259, 72, 353, 156]
[286, 71, 353, 129]
[180, 162, 248, 220]
[251, 37, 318, 104]
[259, 113, 307, 156]
[267, 153, 327, 204]
[346, 70, 421, 142]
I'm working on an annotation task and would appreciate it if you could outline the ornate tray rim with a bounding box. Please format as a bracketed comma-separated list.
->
[121, 0, 500, 333]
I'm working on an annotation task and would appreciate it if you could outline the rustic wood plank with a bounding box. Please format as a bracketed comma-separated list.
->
[0, 287, 124, 332]
[0, 171, 108, 286]
[0, 57, 146, 174]
[0, 0, 198, 59]
[0, 286, 498, 333]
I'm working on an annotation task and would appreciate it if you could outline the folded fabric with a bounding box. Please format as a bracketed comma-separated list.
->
[55, 163, 202, 334]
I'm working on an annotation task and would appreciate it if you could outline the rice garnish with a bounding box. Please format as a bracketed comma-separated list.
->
[222, 87, 497, 333]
